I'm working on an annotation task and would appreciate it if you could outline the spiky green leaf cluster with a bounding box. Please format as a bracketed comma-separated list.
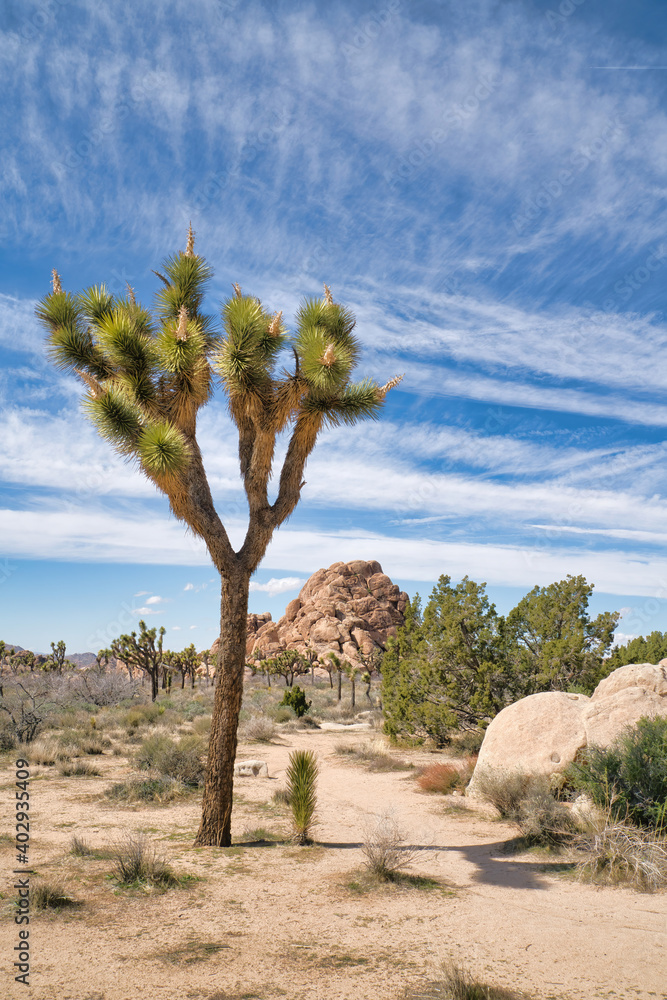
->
[38, 241, 401, 528]
[36, 250, 222, 486]
[215, 296, 286, 401]
[285, 749, 318, 844]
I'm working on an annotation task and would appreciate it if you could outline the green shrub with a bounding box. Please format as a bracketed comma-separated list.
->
[181, 700, 208, 720]
[135, 733, 206, 786]
[566, 716, 667, 829]
[449, 728, 486, 757]
[286, 749, 318, 844]
[124, 703, 163, 732]
[279, 686, 312, 718]
[271, 705, 295, 723]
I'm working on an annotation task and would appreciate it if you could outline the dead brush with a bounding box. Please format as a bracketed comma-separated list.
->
[417, 760, 475, 794]
[361, 810, 423, 881]
[473, 768, 577, 847]
[238, 714, 276, 743]
[70, 835, 94, 856]
[573, 820, 667, 892]
[109, 832, 180, 888]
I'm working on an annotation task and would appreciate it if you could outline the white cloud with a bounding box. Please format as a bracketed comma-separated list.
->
[134, 590, 149, 596]
[3, 502, 667, 597]
[184, 583, 194, 591]
[172, 625, 182, 630]
[145, 595, 168, 605]
[612, 632, 639, 647]
[249, 576, 305, 597]
[189, 625, 197, 629]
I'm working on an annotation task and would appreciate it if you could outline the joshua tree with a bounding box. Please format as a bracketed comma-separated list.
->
[265, 649, 310, 687]
[37, 228, 402, 846]
[324, 651, 344, 702]
[110, 621, 165, 701]
[343, 659, 359, 708]
[167, 643, 200, 689]
[95, 648, 112, 672]
[47, 639, 68, 673]
[199, 648, 212, 687]
[302, 647, 320, 685]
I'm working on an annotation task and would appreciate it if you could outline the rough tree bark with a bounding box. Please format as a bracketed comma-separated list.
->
[195, 569, 249, 846]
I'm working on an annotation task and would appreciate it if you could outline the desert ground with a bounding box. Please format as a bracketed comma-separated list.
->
[1, 686, 666, 1000]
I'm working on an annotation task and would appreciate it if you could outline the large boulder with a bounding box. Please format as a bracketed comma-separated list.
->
[583, 662, 667, 747]
[467, 662, 667, 797]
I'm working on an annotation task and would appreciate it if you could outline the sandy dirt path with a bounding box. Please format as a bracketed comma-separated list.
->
[2, 728, 666, 1000]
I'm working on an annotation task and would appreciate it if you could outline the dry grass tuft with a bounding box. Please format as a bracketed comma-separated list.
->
[573, 820, 667, 892]
[57, 759, 102, 777]
[403, 961, 533, 999]
[70, 835, 94, 856]
[109, 832, 181, 888]
[29, 881, 79, 911]
[335, 742, 414, 771]
[238, 714, 276, 743]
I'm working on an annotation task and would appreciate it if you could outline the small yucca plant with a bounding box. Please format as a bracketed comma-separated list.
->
[286, 749, 318, 844]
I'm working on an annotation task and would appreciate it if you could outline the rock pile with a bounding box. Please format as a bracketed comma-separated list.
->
[247, 559, 408, 665]
[467, 661, 667, 796]
[207, 560, 407, 668]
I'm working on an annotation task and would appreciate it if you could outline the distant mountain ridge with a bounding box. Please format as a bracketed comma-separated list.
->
[1, 644, 98, 668]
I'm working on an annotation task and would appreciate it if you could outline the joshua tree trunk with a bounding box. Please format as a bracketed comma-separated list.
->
[351, 675, 356, 709]
[337, 670, 342, 702]
[195, 570, 249, 847]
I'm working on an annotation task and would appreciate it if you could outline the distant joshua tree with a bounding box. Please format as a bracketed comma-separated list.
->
[37, 227, 402, 846]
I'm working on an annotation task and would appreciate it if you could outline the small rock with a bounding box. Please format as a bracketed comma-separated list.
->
[234, 759, 269, 778]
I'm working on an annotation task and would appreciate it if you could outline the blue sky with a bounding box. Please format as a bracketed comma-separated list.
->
[3, 0, 667, 653]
